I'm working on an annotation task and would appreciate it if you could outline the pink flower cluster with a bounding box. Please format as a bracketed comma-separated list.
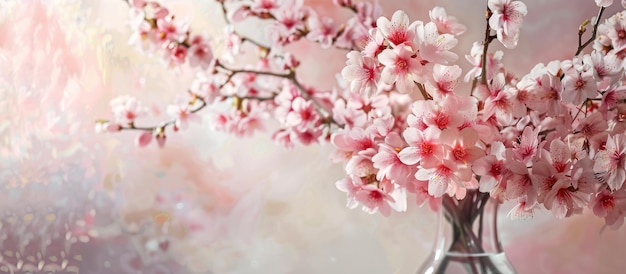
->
[127, 0, 213, 68]
[99, 0, 626, 230]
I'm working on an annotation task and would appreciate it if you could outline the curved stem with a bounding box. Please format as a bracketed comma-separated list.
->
[434, 192, 505, 274]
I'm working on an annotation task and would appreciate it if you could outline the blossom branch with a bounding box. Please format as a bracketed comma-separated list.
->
[217, 0, 271, 53]
[216, 61, 334, 123]
[118, 98, 207, 132]
[575, 7, 605, 56]
[480, 8, 496, 86]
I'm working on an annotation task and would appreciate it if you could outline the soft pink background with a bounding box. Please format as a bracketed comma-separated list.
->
[1, 0, 625, 273]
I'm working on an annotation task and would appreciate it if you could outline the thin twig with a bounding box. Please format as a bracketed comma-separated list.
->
[575, 7, 605, 55]
[479, 8, 495, 86]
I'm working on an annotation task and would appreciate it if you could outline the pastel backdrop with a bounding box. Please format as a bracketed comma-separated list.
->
[1, 0, 625, 273]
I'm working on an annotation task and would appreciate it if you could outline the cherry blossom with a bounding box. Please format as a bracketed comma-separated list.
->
[376, 10, 418, 47]
[342, 51, 379, 96]
[167, 103, 201, 131]
[188, 35, 214, 69]
[425, 64, 462, 99]
[428, 6, 466, 35]
[355, 184, 395, 216]
[306, 12, 338, 49]
[488, 0, 527, 48]
[372, 132, 412, 184]
[99, 0, 626, 229]
[415, 21, 459, 65]
[472, 142, 510, 197]
[109, 95, 147, 125]
[398, 126, 444, 168]
[591, 189, 626, 230]
[594, 134, 626, 190]
[378, 46, 422, 93]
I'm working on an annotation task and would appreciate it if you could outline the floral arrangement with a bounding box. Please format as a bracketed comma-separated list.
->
[97, 0, 626, 235]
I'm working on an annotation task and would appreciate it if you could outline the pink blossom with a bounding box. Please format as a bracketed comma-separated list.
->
[407, 179, 441, 211]
[376, 10, 418, 47]
[414, 95, 475, 130]
[335, 18, 370, 50]
[135, 131, 153, 147]
[586, 51, 622, 90]
[155, 133, 166, 148]
[279, 52, 301, 71]
[211, 108, 267, 137]
[156, 16, 188, 44]
[439, 127, 485, 166]
[372, 132, 412, 184]
[543, 179, 587, 219]
[346, 148, 378, 177]
[145, 2, 169, 19]
[415, 22, 458, 64]
[188, 35, 214, 69]
[355, 1, 383, 28]
[507, 196, 536, 219]
[482, 73, 525, 126]
[285, 97, 320, 130]
[109, 95, 147, 125]
[336, 175, 365, 209]
[341, 51, 379, 96]
[510, 126, 540, 165]
[594, 134, 626, 190]
[362, 29, 387, 59]
[163, 43, 188, 67]
[306, 13, 337, 49]
[167, 103, 200, 130]
[415, 159, 461, 197]
[228, 5, 251, 23]
[603, 11, 626, 54]
[251, 0, 279, 13]
[425, 64, 461, 99]
[273, 129, 295, 149]
[428, 6, 466, 35]
[590, 189, 626, 230]
[561, 66, 597, 105]
[504, 152, 538, 203]
[472, 142, 509, 197]
[95, 121, 121, 133]
[190, 72, 220, 104]
[398, 126, 444, 168]
[291, 126, 324, 146]
[270, 0, 308, 45]
[488, 0, 527, 48]
[355, 184, 396, 216]
[575, 112, 608, 138]
[222, 26, 242, 64]
[331, 126, 376, 155]
[494, 25, 521, 49]
[332, 99, 367, 128]
[464, 42, 504, 83]
[378, 46, 422, 93]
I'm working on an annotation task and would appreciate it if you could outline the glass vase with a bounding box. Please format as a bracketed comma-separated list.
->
[417, 190, 516, 274]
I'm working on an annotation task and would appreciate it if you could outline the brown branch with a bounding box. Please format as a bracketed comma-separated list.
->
[120, 99, 208, 132]
[416, 83, 432, 100]
[217, 1, 271, 53]
[216, 61, 335, 123]
[575, 7, 605, 56]
[479, 8, 495, 86]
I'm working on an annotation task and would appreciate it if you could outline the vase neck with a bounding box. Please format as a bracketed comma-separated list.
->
[435, 191, 503, 255]
[418, 190, 516, 273]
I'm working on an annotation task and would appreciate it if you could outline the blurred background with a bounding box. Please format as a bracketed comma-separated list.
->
[1, 0, 625, 273]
